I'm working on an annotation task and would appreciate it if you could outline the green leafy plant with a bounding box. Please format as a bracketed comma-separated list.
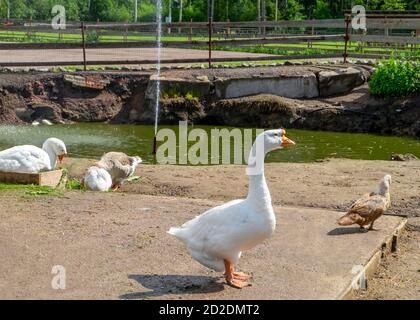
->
[162, 88, 182, 99]
[86, 30, 100, 43]
[66, 179, 82, 190]
[368, 58, 420, 98]
[185, 91, 199, 102]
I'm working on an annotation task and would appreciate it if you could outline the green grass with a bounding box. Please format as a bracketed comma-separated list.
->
[0, 183, 61, 197]
[0, 30, 211, 43]
[207, 43, 419, 57]
[66, 179, 82, 190]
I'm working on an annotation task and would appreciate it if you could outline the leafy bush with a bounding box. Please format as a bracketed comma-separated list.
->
[185, 91, 199, 102]
[368, 59, 420, 98]
[86, 30, 100, 43]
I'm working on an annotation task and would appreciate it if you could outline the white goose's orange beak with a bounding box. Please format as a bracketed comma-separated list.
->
[282, 135, 296, 147]
[58, 154, 65, 163]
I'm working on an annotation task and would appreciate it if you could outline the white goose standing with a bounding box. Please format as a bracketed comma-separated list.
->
[0, 137, 67, 173]
[168, 129, 295, 288]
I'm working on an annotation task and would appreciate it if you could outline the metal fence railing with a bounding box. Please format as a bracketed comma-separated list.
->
[0, 16, 418, 68]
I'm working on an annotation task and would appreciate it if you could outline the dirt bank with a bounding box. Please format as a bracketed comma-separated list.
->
[0, 67, 419, 138]
[0, 72, 150, 124]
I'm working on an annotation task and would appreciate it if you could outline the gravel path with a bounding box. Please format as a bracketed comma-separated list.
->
[0, 47, 271, 64]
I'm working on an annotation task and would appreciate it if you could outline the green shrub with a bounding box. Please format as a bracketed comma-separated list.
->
[368, 58, 420, 98]
[185, 91, 199, 102]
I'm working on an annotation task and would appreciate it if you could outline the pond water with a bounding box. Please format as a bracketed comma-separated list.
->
[0, 123, 419, 164]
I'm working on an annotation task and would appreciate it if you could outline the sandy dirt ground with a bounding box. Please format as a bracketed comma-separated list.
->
[0, 48, 270, 64]
[65, 158, 420, 217]
[0, 159, 419, 299]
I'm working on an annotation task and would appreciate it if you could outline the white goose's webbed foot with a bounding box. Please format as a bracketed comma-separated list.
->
[223, 259, 251, 289]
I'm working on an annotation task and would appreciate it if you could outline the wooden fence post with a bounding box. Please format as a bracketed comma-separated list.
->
[189, 18, 192, 42]
[343, 15, 351, 64]
[81, 22, 87, 71]
[208, 16, 212, 68]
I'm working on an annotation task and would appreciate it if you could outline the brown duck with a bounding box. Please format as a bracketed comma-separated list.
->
[338, 175, 391, 231]
[97, 152, 142, 190]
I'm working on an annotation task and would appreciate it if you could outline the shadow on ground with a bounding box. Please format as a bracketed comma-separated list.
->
[328, 227, 368, 236]
[120, 274, 225, 299]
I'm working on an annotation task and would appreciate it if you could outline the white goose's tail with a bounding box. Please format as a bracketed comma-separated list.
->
[167, 227, 183, 238]
[167, 226, 225, 272]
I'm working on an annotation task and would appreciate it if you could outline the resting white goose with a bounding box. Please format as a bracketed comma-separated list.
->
[168, 129, 295, 288]
[0, 137, 67, 173]
[96, 152, 142, 190]
[83, 166, 113, 192]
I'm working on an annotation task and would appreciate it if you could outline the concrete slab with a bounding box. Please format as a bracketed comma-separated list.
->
[0, 192, 404, 299]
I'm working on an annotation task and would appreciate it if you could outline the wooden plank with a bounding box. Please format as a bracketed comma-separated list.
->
[351, 34, 420, 44]
[0, 170, 63, 187]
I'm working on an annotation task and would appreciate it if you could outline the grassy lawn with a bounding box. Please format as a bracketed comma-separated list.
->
[1, 29, 416, 57]
[208, 43, 419, 56]
[0, 29, 212, 43]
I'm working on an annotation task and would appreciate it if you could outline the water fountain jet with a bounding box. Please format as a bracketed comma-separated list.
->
[152, 0, 163, 155]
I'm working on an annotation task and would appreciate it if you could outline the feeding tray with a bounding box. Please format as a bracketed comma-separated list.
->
[0, 169, 63, 187]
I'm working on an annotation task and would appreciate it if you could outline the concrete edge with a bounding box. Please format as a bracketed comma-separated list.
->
[336, 218, 408, 300]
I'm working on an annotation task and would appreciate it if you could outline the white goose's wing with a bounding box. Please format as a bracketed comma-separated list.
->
[0, 145, 50, 173]
[84, 167, 112, 191]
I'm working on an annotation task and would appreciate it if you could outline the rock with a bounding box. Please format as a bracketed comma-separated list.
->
[29, 104, 59, 122]
[390, 154, 419, 161]
[33, 81, 44, 95]
[41, 119, 53, 126]
[15, 107, 34, 122]
[318, 67, 366, 97]
[284, 61, 294, 66]
[196, 76, 209, 82]
[215, 72, 319, 99]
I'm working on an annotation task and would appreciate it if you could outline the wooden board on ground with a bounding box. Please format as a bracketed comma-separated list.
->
[0, 169, 63, 187]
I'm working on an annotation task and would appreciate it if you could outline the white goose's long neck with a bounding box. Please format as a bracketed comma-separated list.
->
[43, 145, 56, 170]
[246, 140, 272, 209]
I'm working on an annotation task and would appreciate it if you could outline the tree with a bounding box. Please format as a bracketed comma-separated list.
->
[279, 0, 305, 20]
[381, 0, 406, 10]
[313, 0, 332, 19]
[89, 0, 115, 21]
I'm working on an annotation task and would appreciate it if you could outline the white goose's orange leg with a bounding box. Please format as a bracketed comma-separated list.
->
[224, 260, 250, 289]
